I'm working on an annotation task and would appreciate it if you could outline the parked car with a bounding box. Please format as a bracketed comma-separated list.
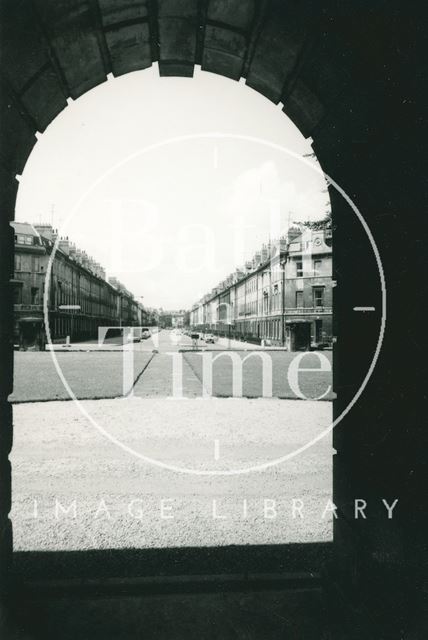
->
[310, 339, 332, 351]
[140, 327, 151, 340]
[126, 327, 143, 342]
[204, 334, 215, 344]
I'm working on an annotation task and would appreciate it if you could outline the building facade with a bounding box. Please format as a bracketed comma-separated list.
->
[190, 227, 333, 350]
[158, 310, 186, 328]
[12, 222, 148, 349]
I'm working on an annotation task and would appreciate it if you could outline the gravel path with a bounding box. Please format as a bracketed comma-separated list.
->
[11, 397, 333, 551]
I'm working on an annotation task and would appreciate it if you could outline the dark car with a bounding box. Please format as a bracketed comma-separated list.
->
[140, 327, 151, 340]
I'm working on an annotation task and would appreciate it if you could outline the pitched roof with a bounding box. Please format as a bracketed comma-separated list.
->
[11, 221, 39, 237]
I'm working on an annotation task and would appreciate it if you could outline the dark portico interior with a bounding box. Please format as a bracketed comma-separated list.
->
[0, 1, 426, 637]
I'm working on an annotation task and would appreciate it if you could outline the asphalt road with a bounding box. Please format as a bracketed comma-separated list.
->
[11, 330, 333, 402]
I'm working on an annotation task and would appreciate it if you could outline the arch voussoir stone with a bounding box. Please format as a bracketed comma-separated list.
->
[157, 0, 199, 76]
[0, 0, 68, 131]
[201, 24, 247, 80]
[32, 0, 108, 99]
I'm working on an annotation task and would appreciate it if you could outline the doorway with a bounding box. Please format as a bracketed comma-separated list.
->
[290, 322, 311, 351]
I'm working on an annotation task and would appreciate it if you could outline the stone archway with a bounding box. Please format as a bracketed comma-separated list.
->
[0, 0, 423, 632]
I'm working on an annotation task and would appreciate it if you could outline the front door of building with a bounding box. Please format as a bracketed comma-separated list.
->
[291, 322, 311, 351]
[19, 320, 43, 350]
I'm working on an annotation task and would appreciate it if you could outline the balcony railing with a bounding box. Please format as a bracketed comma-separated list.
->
[14, 304, 43, 311]
[284, 307, 332, 315]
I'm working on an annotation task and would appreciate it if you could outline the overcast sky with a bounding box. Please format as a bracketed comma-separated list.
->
[16, 66, 327, 310]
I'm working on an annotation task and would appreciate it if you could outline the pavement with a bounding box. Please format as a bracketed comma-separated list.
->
[10, 329, 333, 553]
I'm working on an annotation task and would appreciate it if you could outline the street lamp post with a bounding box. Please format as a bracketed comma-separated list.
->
[280, 260, 286, 347]
[137, 296, 144, 325]
[225, 317, 235, 350]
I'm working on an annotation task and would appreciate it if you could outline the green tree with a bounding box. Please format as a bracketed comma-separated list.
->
[295, 210, 332, 231]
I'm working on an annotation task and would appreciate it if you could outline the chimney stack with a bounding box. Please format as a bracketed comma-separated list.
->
[59, 237, 70, 255]
[261, 244, 269, 262]
[34, 224, 54, 241]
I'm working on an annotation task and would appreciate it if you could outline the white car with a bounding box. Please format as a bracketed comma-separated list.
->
[140, 327, 151, 340]
[204, 334, 215, 344]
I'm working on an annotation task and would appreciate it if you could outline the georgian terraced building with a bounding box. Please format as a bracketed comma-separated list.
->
[190, 227, 332, 351]
[12, 222, 147, 349]
[158, 310, 186, 329]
